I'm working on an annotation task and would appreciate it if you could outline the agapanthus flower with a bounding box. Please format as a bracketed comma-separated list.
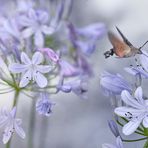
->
[76, 55, 93, 76]
[20, 9, 55, 47]
[17, 0, 34, 13]
[68, 22, 105, 55]
[108, 120, 120, 137]
[58, 77, 88, 99]
[100, 71, 132, 96]
[59, 60, 79, 77]
[36, 92, 55, 116]
[9, 52, 52, 88]
[3, 18, 21, 41]
[115, 87, 148, 135]
[102, 136, 124, 148]
[0, 107, 25, 144]
[39, 48, 60, 63]
[124, 66, 148, 78]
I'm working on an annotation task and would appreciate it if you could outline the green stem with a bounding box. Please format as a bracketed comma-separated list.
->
[5, 90, 20, 148]
[144, 139, 148, 148]
[123, 137, 148, 142]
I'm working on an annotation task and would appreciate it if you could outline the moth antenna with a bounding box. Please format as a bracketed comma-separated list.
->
[139, 40, 148, 50]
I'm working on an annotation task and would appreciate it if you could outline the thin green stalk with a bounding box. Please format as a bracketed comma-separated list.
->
[144, 139, 148, 148]
[5, 90, 20, 148]
[123, 137, 147, 142]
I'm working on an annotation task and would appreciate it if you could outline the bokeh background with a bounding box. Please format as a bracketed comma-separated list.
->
[1, 0, 148, 147]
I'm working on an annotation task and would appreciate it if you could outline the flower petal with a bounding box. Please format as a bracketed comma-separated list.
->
[114, 107, 142, 117]
[34, 73, 48, 88]
[143, 117, 148, 128]
[9, 63, 28, 73]
[28, 9, 37, 20]
[3, 132, 12, 144]
[116, 136, 124, 148]
[122, 120, 141, 135]
[36, 65, 52, 73]
[41, 25, 55, 35]
[134, 87, 144, 105]
[22, 27, 34, 38]
[3, 127, 13, 144]
[102, 144, 116, 148]
[121, 90, 143, 109]
[19, 70, 32, 88]
[38, 11, 49, 24]
[15, 120, 25, 139]
[21, 52, 31, 64]
[34, 31, 44, 48]
[32, 52, 43, 65]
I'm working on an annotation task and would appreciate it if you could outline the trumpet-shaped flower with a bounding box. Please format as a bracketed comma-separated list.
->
[102, 136, 124, 148]
[0, 107, 25, 144]
[20, 9, 55, 47]
[9, 52, 52, 88]
[115, 87, 148, 135]
[125, 66, 148, 78]
[100, 71, 131, 96]
[36, 92, 55, 116]
[68, 22, 105, 55]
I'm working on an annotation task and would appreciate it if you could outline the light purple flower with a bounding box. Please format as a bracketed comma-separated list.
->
[100, 71, 131, 96]
[0, 107, 25, 144]
[39, 48, 60, 63]
[102, 136, 124, 148]
[17, 0, 34, 13]
[9, 52, 52, 88]
[58, 77, 88, 99]
[108, 120, 120, 137]
[76, 23, 106, 39]
[59, 60, 79, 77]
[36, 92, 55, 116]
[115, 87, 148, 135]
[76, 55, 93, 76]
[125, 66, 148, 78]
[68, 22, 105, 55]
[3, 18, 22, 41]
[20, 9, 55, 48]
[50, 0, 65, 30]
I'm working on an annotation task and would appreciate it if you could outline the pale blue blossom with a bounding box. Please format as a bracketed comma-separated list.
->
[125, 66, 148, 78]
[58, 77, 88, 99]
[102, 136, 124, 148]
[108, 120, 120, 137]
[9, 52, 52, 88]
[68, 22, 105, 55]
[0, 107, 25, 144]
[115, 87, 148, 135]
[36, 92, 55, 116]
[100, 71, 132, 96]
[20, 9, 55, 47]
[39, 48, 60, 63]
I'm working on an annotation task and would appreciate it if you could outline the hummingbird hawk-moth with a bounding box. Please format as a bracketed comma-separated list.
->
[104, 27, 148, 58]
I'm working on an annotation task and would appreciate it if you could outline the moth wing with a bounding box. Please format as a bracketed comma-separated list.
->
[108, 32, 131, 57]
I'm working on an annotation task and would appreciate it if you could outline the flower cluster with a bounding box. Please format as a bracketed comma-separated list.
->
[0, 0, 106, 145]
[100, 51, 148, 147]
